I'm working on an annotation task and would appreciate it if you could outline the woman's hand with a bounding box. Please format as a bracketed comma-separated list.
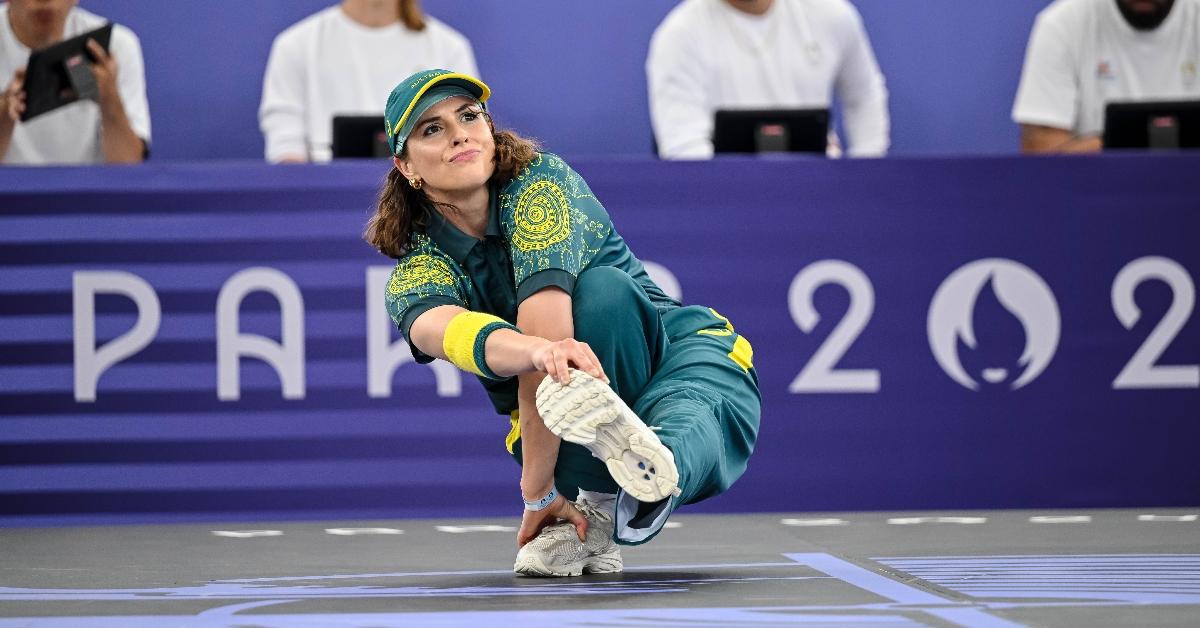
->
[517, 493, 588, 548]
[529, 338, 608, 385]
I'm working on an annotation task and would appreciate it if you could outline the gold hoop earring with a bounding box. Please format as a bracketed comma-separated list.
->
[408, 176, 423, 190]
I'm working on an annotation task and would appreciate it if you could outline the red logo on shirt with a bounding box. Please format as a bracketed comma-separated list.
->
[1096, 61, 1115, 81]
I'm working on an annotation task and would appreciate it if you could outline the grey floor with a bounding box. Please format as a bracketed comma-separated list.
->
[1, 508, 1198, 627]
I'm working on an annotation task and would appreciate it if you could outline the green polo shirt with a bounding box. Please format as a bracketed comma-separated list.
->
[384, 152, 678, 414]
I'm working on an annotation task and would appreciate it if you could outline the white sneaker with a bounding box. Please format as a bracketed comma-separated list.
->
[536, 369, 681, 503]
[513, 498, 623, 577]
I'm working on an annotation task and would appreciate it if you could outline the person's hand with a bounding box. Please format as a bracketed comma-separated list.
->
[529, 338, 608, 385]
[517, 493, 588, 548]
[2, 69, 25, 123]
[85, 39, 120, 112]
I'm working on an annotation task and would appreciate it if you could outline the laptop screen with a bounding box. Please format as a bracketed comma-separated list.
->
[332, 115, 391, 158]
[1103, 101, 1200, 150]
[712, 108, 829, 155]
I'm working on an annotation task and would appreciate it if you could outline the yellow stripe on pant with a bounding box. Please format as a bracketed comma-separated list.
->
[697, 308, 754, 372]
[506, 410, 520, 454]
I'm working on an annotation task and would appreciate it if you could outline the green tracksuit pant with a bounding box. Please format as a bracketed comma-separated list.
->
[512, 266, 761, 544]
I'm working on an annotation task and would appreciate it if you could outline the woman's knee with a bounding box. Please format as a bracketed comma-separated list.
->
[572, 267, 646, 328]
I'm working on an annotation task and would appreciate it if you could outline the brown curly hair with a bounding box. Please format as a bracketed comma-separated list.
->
[363, 115, 540, 259]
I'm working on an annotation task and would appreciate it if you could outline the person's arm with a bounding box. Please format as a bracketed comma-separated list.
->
[513, 287, 581, 546]
[1012, 12, 1096, 154]
[1020, 124, 1102, 153]
[259, 32, 309, 163]
[0, 69, 25, 161]
[407, 293, 606, 546]
[646, 15, 715, 159]
[406, 301, 603, 382]
[497, 155, 618, 543]
[511, 287, 613, 547]
[451, 31, 480, 78]
[87, 39, 145, 163]
[833, 7, 889, 157]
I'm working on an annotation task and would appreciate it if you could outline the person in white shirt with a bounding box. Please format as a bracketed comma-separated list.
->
[0, 0, 150, 165]
[1013, 0, 1200, 153]
[259, 0, 478, 164]
[646, 0, 889, 159]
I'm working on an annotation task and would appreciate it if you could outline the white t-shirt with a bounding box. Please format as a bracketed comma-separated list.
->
[1013, 0, 1200, 137]
[0, 5, 151, 165]
[646, 0, 890, 159]
[259, 6, 478, 163]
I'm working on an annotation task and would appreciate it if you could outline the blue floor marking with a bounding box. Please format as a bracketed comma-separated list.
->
[784, 553, 1024, 628]
[875, 554, 1200, 604]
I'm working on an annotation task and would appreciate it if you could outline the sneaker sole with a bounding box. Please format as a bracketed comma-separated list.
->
[513, 551, 623, 577]
[536, 369, 680, 503]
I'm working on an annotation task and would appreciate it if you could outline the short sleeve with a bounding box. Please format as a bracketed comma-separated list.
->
[110, 25, 151, 146]
[1012, 13, 1078, 132]
[832, 3, 889, 157]
[646, 7, 717, 159]
[448, 30, 479, 78]
[383, 252, 469, 362]
[259, 29, 309, 163]
[501, 155, 613, 304]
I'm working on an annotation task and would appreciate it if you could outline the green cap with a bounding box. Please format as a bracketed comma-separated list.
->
[384, 69, 491, 156]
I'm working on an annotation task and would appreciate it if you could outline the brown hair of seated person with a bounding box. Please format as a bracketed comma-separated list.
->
[399, 0, 426, 31]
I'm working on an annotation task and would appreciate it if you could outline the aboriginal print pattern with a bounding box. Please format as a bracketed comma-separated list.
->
[383, 236, 469, 328]
[388, 254, 456, 295]
[511, 180, 571, 252]
[500, 153, 612, 287]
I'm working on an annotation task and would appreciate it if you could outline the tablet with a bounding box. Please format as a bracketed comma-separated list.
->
[20, 23, 114, 122]
[332, 115, 391, 158]
[713, 108, 829, 155]
[1104, 100, 1200, 150]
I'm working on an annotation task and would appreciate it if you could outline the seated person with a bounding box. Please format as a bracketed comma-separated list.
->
[259, 0, 478, 163]
[1013, 0, 1200, 153]
[0, 0, 150, 165]
[646, 0, 890, 159]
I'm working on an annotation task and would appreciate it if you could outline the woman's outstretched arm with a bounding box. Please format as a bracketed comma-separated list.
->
[407, 301, 605, 382]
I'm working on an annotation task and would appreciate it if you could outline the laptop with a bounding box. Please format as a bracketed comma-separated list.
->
[712, 108, 829, 155]
[1103, 100, 1200, 150]
[332, 115, 392, 158]
[20, 23, 113, 122]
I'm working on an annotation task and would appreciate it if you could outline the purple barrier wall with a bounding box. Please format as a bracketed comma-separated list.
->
[1, 154, 1197, 525]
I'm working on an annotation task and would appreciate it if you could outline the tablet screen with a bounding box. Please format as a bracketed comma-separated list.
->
[20, 23, 114, 122]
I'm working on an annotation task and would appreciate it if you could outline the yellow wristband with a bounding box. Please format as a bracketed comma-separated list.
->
[442, 311, 518, 380]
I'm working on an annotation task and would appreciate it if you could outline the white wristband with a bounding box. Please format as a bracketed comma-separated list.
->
[523, 486, 558, 511]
